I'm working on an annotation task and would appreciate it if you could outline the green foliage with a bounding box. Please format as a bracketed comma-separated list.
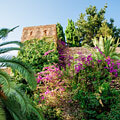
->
[76, 5, 107, 46]
[12, 38, 59, 100]
[40, 106, 63, 120]
[56, 23, 65, 42]
[92, 36, 120, 60]
[76, 5, 120, 46]
[71, 53, 120, 120]
[65, 19, 79, 47]
[16, 38, 58, 73]
[0, 99, 6, 120]
[13, 38, 58, 95]
[96, 21, 112, 38]
[0, 26, 19, 39]
[73, 86, 120, 120]
[104, 100, 120, 120]
[0, 27, 44, 120]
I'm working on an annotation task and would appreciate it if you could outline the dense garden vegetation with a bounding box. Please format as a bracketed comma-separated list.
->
[0, 27, 44, 120]
[12, 37, 120, 120]
[0, 4, 120, 120]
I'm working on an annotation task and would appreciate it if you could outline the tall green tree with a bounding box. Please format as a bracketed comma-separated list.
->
[76, 5, 120, 47]
[76, 5, 107, 46]
[65, 19, 79, 46]
[56, 23, 65, 42]
[0, 27, 45, 120]
[96, 21, 112, 37]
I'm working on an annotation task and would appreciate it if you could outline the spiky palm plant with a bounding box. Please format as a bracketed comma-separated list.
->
[0, 27, 45, 120]
[85, 36, 120, 60]
[92, 36, 120, 60]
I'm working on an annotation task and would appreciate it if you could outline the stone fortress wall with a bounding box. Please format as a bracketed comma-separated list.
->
[21, 24, 120, 65]
[21, 24, 57, 43]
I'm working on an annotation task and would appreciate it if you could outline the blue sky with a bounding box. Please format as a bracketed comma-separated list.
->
[0, 0, 120, 56]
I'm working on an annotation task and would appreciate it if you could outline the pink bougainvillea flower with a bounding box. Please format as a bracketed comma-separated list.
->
[43, 49, 54, 56]
[41, 96, 44, 100]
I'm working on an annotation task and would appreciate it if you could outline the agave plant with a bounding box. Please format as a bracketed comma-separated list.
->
[0, 27, 45, 120]
[85, 36, 120, 60]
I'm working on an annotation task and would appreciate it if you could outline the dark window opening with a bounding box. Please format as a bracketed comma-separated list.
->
[30, 31, 32, 36]
[44, 30, 47, 36]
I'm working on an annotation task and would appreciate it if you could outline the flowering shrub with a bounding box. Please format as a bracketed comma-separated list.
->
[57, 39, 74, 69]
[16, 38, 59, 73]
[34, 64, 69, 107]
[13, 38, 120, 120]
[70, 51, 120, 119]
[73, 50, 120, 79]
[13, 38, 59, 96]
[35, 62, 86, 120]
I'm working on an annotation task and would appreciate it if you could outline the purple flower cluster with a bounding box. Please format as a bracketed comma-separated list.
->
[74, 54, 93, 73]
[36, 64, 68, 104]
[75, 63, 83, 73]
[69, 50, 120, 78]
[104, 56, 120, 77]
[98, 60, 102, 63]
[37, 64, 62, 83]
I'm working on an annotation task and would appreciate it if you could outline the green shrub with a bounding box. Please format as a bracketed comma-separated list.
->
[16, 38, 58, 73]
[71, 52, 120, 120]
[12, 38, 59, 95]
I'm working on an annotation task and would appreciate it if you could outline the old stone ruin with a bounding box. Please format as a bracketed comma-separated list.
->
[21, 24, 120, 66]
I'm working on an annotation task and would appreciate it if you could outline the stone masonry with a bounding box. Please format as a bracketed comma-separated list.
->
[21, 24, 57, 43]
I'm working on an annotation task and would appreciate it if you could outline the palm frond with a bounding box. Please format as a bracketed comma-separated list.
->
[0, 71, 44, 119]
[99, 36, 104, 51]
[28, 103, 45, 120]
[0, 47, 21, 54]
[104, 39, 111, 56]
[0, 41, 22, 47]
[111, 55, 120, 60]
[2, 95, 28, 120]
[2, 93, 45, 120]
[0, 26, 19, 39]
[0, 70, 28, 112]
[9, 26, 19, 33]
[0, 57, 37, 90]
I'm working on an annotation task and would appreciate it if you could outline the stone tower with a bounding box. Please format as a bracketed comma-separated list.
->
[21, 24, 57, 43]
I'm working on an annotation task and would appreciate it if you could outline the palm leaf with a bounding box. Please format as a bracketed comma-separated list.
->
[111, 55, 120, 60]
[3, 94, 45, 120]
[28, 103, 45, 120]
[0, 47, 21, 54]
[0, 41, 22, 47]
[0, 57, 37, 90]
[0, 26, 19, 39]
[2, 96, 28, 120]
[99, 36, 104, 51]
[0, 70, 28, 112]
[104, 39, 111, 56]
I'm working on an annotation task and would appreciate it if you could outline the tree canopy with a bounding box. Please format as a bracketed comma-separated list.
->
[75, 5, 120, 46]
[65, 19, 79, 46]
